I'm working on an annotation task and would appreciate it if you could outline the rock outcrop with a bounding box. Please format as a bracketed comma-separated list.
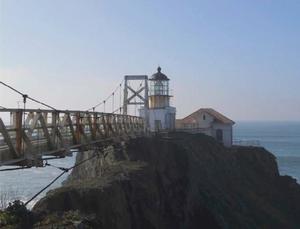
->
[32, 133, 300, 228]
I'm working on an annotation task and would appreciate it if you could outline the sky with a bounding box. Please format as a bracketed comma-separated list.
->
[0, 0, 299, 121]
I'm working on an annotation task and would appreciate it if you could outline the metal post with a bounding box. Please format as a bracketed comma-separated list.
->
[144, 77, 149, 131]
[76, 113, 81, 144]
[52, 111, 57, 145]
[15, 110, 23, 156]
[123, 77, 128, 115]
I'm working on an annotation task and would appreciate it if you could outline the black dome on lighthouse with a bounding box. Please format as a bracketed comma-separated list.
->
[150, 66, 170, 81]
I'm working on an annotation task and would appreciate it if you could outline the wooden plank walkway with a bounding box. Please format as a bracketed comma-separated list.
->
[0, 109, 145, 167]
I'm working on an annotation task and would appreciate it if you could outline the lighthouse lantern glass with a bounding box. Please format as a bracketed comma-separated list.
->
[150, 80, 169, 96]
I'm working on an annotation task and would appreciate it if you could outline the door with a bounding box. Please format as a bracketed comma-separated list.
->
[216, 129, 223, 143]
[155, 120, 162, 132]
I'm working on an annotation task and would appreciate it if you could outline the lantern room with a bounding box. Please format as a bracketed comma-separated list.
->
[149, 66, 171, 108]
[138, 66, 176, 132]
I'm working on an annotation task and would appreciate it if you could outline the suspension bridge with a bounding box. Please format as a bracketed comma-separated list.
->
[0, 75, 149, 168]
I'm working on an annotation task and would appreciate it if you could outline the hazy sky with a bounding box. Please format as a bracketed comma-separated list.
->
[0, 0, 299, 121]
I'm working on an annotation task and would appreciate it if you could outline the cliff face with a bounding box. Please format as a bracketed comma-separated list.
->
[33, 133, 300, 228]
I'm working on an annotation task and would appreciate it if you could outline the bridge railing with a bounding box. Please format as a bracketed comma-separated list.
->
[233, 139, 261, 147]
[0, 109, 144, 167]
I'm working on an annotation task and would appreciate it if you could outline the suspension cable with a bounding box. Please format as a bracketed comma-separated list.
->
[0, 81, 56, 110]
[0, 166, 31, 172]
[112, 105, 124, 114]
[24, 170, 66, 206]
[22, 95, 26, 154]
[119, 84, 122, 114]
[112, 81, 144, 115]
[112, 92, 114, 113]
[24, 148, 102, 207]
[86, 79, 124, 112]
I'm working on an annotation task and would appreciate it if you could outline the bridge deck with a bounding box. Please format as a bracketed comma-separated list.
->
[0, 108, 144, 167]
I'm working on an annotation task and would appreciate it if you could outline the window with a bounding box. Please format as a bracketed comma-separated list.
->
[150, 80, 169, 95]
[203, 114, 206, 120]
[154, 81, 163, 95]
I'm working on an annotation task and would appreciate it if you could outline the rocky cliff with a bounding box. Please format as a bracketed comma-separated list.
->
[32, 133, 300, 228]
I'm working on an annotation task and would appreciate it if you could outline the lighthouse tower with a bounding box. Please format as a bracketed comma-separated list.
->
[140, 67, 176, 131]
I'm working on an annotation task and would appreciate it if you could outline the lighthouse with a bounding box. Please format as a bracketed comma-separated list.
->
[140, 67, 176, 131]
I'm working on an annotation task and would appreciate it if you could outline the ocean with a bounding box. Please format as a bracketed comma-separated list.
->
[234, 121, 300, 182]
[0, 154, 77, 209]
[0, 121, 299, 209]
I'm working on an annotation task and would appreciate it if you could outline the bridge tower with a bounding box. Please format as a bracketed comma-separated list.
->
[123, 75, 149, 129]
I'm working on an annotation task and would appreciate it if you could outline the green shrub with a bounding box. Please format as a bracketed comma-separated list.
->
[0, 200, 34, 228]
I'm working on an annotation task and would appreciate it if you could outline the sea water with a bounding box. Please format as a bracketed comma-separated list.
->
[0, 154, 77, 209]
[234, 121, 300, 182]
[0, 121, 299, 209]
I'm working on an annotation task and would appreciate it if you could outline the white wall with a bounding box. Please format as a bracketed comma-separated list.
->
[212, 123, 233, 147]
[140, 106, 176, 131]
[178, 111, 233, 147]
[182, 111, 214, 129]
[142, 107, 233, 146]
[196, 112, 214, 128]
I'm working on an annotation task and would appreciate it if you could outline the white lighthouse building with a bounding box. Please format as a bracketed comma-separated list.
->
[140, 67, 176, 132]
